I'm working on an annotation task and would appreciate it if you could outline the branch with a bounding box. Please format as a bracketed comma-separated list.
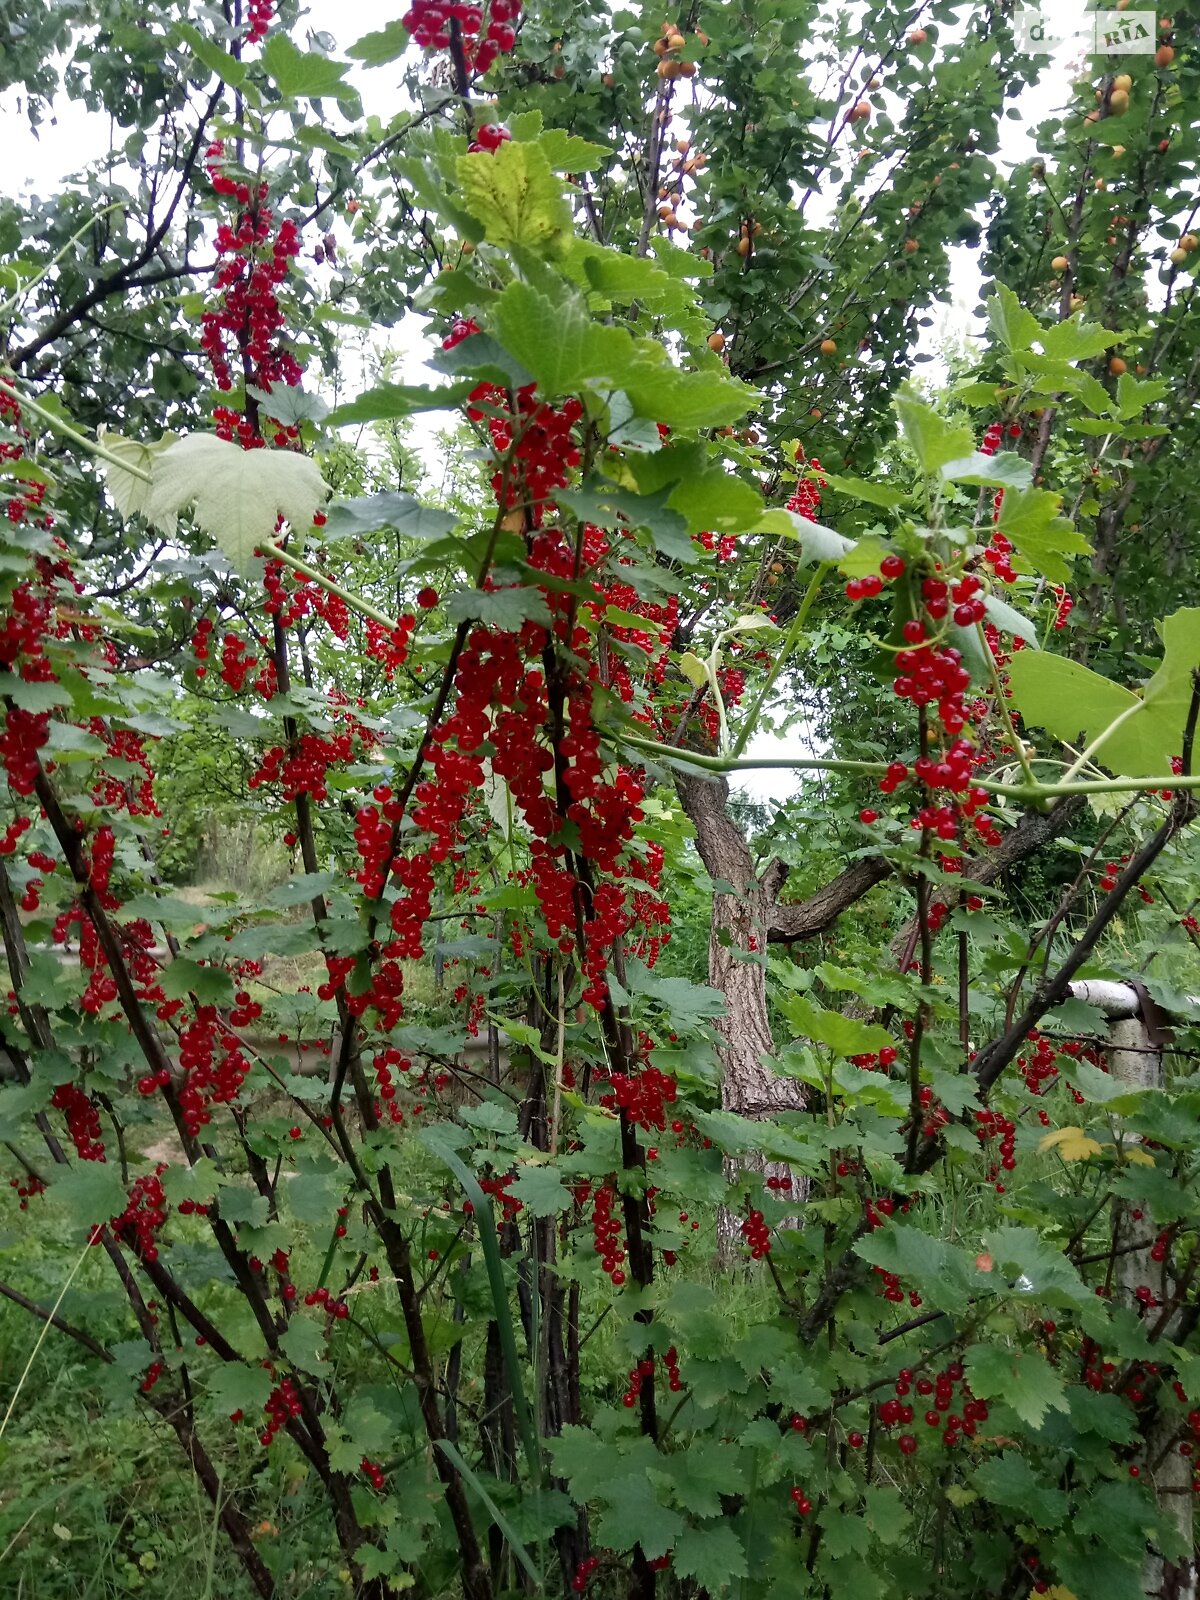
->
[0, 1279, 113, 1363]
[769, 794, 1085, 946]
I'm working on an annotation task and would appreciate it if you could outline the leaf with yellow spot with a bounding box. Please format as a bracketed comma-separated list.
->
[1038, 1126, 1103, 1161]
[1120, 1145, 1156, 1167]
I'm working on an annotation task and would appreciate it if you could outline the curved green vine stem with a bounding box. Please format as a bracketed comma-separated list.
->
[618, 729, 1200, 801]
[259, 540, 399, 632]
[0, 379, 148, 483]
[1058, 698, 1146, 787]
[0, 203, 127, 324]
[731, 561, 831, 758]
[0, 376, 406, 637]
[976, 620, 1039, 790]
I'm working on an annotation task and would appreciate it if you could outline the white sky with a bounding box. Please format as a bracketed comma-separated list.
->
[0, 1, 1101, 804]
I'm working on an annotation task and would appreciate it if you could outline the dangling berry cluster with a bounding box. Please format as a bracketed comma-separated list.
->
[402, 1, 520, 74]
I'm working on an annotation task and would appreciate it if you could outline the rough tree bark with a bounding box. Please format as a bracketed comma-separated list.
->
[675, 774, 1089, 1254]
[674, 771, 805, 1252]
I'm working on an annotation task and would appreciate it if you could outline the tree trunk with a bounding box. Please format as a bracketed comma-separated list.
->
[674, 772, 805, 1253]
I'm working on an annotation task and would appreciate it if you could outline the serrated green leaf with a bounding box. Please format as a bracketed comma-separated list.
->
[670, 1523, 747, 1591]
[279, 1315, 331, 1376]
[987, 284, 1042, 353]
[158, 958, 235, 1006]
[326, 380, 475, 427]
[445, 587, 552, 630]
[262, 34, 351, 99]
[133, 434, 328, 575]
[983, 593, 1039, 646]
[817, 470, 906, 509]
[1112, 371, 1169, 420]
[268, 872, 338, 908]
[457, 143, 573, 256]
[941, 451, 1033, 490]
[996, 487, 1091, 583]
[51, 1162, 129, 1227]
[963, 1342, 1068, 1429]
[347, 19, 409, 64]
[206, 1364, 273, 1417]
[1008, 608, 1200, 776]
[507, 1163, 570, 1217]
[894, 391, 974, 473]
[536, 129, 613, 172]
[175, 22, 247, 84]
[322, 492, 457, 542]
[855, 1224, 984, 1314]
[1039, 317, 1119, 363]
[972, 1451, 1067, 1526]
[783, 993, 895, 1057]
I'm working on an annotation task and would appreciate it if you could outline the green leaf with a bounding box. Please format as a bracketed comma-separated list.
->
[987, 284, 1042, 352]
[1039, 317, 1119, 362]
[894, 391, 974, 473]
[507, 1163, 570, 1217]
[782, 993, 896, 1058]
[627, 444, 761, 534]
[215, 1185, 269, 1227]
[854, 1225, 984, 1315]
[158, 958, 235, 1006]
[132, 434, 328, 575]
[982, 593, 1039, 647]
[492, 279, 631, 399]
[445, 587, 553, 630]
[326, 380, 476, 427]
[941, 451, 1033, 490]
[593, 1472, 685, 1561]
[268, 872, 338, 908]
[755, 508, 851, 564]
[621, 957, 725, 1029]
[864, 1486, 911, 1546]
[972, 1452, 1067, 1527]
[1112, 371, 1169, 420]
[536, 129, 613, 172]
[456, 142, 573, 256]
[262, 34, 351, 99]
[279, 1315, 332, 1377]
[963, 1343, 1069, 1429]
[670, 1523, 747, 1592]
[51, 1162, 129, 1227]
[347, 20, 410, 65]
[979, 1228, 1094, 1305]
[559, 481, 692, 565]
[322, 492, 457, 543]
[174, 23, 247, 86]
[4, 677, 72, 712]
[816, 471, 906, 509]
[96, 428, 177, 525]
[1008, 608, 1200, 776]
[997, 487, 1091, 583]
[286, 1160, 345, 1226]
[651, 1444, 748, 1520]
[245, 384, 328, 427]
[572, 243, 690, 315]
[206, 1364, 273, 1417]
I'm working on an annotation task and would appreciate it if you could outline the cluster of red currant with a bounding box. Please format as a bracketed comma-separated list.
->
[589, 1182, 627, 1286]
[740, 1207, 772, 1258]
[201, 145, 303, 399]
[51, 1082, 106, 1162]
[402, 1, 520, 74]
[113, 1167, 169, 1261]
